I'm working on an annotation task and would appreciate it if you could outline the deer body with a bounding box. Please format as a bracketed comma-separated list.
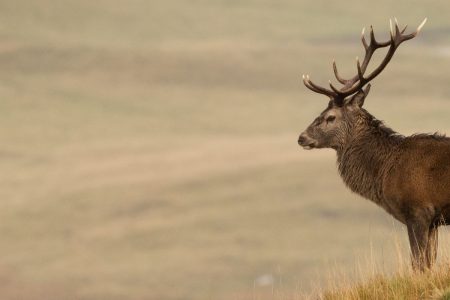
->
[336, 112, 450, 269]
[336, 112, 450, 225]
[298, 18, 450, 270]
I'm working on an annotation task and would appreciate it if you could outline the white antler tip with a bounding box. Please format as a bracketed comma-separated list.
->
[417, 18, 427, 32]
[361, 27, 365, 36]
[389, 19, 393, 34]
[394, 17, 399, 25]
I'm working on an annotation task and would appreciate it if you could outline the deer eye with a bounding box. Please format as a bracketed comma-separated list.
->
[326, 115, 336, 123]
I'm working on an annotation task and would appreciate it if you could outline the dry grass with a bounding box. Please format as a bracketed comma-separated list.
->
[320, 264, 450, 300]
[239, 235, 450, 300]
[315, 234, 450, 300]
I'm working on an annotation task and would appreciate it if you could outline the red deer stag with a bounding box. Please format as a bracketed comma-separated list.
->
[298, 18, 450, 271]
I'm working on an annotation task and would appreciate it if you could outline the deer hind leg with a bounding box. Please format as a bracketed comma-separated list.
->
[426, 225, 438, 268]
[407, 219, 430, 272]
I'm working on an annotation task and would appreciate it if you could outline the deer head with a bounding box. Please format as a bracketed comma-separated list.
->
[298, 18, 427, 150]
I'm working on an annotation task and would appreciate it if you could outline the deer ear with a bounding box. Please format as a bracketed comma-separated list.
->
[346, 84, 371, 108]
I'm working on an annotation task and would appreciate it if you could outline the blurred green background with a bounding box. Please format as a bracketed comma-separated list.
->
[0, 0, 449, 299]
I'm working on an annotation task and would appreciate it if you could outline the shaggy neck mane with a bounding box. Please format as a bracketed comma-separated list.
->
[336, 111, 403, 203]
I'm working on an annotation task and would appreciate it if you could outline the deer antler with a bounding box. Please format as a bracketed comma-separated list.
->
[303, 18, 427, 103]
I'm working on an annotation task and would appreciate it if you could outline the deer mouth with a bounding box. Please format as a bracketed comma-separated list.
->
[298, 134, 317, 150]
[301, 143, 316, 150]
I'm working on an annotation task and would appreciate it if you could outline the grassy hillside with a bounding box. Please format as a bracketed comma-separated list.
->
[321, 266, 450, 300]
[0, 1, 449, 299]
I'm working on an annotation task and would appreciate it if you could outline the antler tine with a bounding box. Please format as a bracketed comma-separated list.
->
[361, 27, 368, 50]
[398, 18, 426, 40]
[394, 17, 402, 37]
[332, 60, 348, 84]
[395, 18, 427, 43]
[302, 74, 336, 98]
[305, 75, 335, 97]
[328, 80, 341, 94]
[415, 18, 427, 36]
[367, 25, 388, 47]
[369, 25, 377, 46]
[370, 25, 391, 47]
[356, 57, 363, 81]
[389, 19, 394, 41]
[401, 24, 408, 34]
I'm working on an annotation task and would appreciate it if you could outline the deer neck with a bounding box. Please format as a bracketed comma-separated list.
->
[336, 117, 403, 203]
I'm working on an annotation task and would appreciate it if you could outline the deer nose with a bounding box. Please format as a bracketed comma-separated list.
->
[298, 133, 307, 145]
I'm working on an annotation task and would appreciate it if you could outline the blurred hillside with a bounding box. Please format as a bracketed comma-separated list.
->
[0, 1, 449, 299]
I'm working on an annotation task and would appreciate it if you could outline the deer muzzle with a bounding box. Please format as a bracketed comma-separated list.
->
[298, 132, 317, 150]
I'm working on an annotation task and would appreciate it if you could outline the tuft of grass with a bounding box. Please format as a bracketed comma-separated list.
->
[312, 236, 450, 300]
[320, 264, 450, 300]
